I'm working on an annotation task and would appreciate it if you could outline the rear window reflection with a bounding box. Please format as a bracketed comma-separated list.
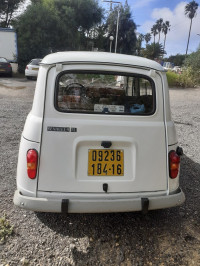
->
[55, 72, 155, 115]
[29, 59, 42, 65]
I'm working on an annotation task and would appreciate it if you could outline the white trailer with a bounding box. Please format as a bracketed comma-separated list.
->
[0, 27, 18, 62]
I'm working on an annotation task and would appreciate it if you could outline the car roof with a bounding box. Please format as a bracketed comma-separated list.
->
[41, 52, 164, 71]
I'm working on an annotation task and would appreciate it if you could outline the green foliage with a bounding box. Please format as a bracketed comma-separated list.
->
[0, 0, 25, 27]
[166, 70, 195, 88]
[185, 49, 200, 70]
[162, 21, 170, 36]
[13, 0, 104, 71]
[155, 18, 163, 42]
[13, 3, 60, 71]
[185, 1, 199, 55]
[184, 49, 200, 85]
[185, 0, 198, 19]
[0, 215, 14, 243]
[144, 33, 151, 44]
[142, 42, 165, 60]
[136, 33, 144, 56]
[166, 71, 180, 87]
[151, 24, 158, 43]
[165, 54, 185, 66]
[106, 4, 137, 54]
[92, 24, 108, 51]
[179, 67, 196, 87]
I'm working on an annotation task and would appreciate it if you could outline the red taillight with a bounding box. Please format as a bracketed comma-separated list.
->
[169, 150, 180, 179]
[8, 63, 12, 68]
[26, 66, 28, 69]
[27, 149, 38, 179]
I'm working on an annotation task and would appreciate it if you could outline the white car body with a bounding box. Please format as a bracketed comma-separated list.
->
[14, 52, 185, 213]
[25, 58, 42, 79]
[172, 66, 182, 74]
[163, 62, 173, 71]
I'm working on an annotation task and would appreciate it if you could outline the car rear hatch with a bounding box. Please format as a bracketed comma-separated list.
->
[37, 65, 167, 194]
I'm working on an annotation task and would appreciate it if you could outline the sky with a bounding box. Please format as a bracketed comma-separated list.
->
[101, 0, 200, 56]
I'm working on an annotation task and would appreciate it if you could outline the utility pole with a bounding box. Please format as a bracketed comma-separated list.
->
[102, 0, 122, 53]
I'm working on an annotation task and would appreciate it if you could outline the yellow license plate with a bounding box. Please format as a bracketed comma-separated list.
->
[0, 69, 5, 72]
[32, 68, 39, 70]
[88, 149, 124, 176]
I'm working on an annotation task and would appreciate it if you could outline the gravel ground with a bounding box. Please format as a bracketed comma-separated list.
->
[0, 78, 200, 266]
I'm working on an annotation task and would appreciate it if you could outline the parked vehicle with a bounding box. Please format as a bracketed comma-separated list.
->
[25, 58, 42, 79]
[172, 66, 182, 74]
[0, 28, 17, 62]
[13, 52, 185, 213]
[0, 57, 12, 77]
[163, 61, 174, 71]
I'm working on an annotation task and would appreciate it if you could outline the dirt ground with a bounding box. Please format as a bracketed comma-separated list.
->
[0, 77, 200, 266]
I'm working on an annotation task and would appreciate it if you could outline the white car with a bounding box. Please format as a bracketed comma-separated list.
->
[14, 52, 185, 213]
[172, 66, 182, 74]
[25, 58, 42, 79]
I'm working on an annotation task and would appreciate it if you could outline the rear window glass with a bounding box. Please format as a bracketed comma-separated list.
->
[55, 71, 155, 115]
[29, 59, 41, 65]
[0, 58, 8, 63]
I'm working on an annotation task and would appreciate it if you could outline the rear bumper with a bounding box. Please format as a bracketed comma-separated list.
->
[25, 69, 38, 77]
[0, 68, 12, 74]
[13, 188, 185, 213]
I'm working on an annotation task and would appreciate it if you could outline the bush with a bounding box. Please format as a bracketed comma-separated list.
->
[184, 50, 200, 86]
[0, 215, 14, 243]
[166, 70, 195, 88]
[178, 67, 196, 88]
[166, 71, 179, 87]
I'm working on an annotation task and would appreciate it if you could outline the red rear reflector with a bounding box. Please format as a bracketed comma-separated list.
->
[169, 150, 180, 179]
[27, 149, 38, 179]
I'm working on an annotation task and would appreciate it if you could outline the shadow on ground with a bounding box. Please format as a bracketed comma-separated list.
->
[36, 155, 200, 265]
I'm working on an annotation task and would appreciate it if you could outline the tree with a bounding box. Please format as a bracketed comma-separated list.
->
[144, 33, 151, 45]
[91, 24, 108, 51]
[162, 21, 171, 51]
[13, 3, 61, 71]
[142, 42, 165, 60]
[50, 0, 104, 50]
[0, 0, 25, 27]
[165, 54, 185, 66]
[155, 18, 163, 43]
[106, 3, 137, 54]
[184, 48, 200, 84]
[53, 0, 103, 33]
[136, 33, 144, 56]
[185, 0, 199, 55]
[13, 0, 104, 71]
[151, 24, 158, 44]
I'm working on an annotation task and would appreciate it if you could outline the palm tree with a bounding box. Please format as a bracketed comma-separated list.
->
[142, 43, 165, 60]
[162, 21, 171, 51]
[151, 25, 158, 44]
[136, 33, 144, 55]
[144, 33, 151, 45]
[185, 0, 199, 55]
[155, 18, 163, 43]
